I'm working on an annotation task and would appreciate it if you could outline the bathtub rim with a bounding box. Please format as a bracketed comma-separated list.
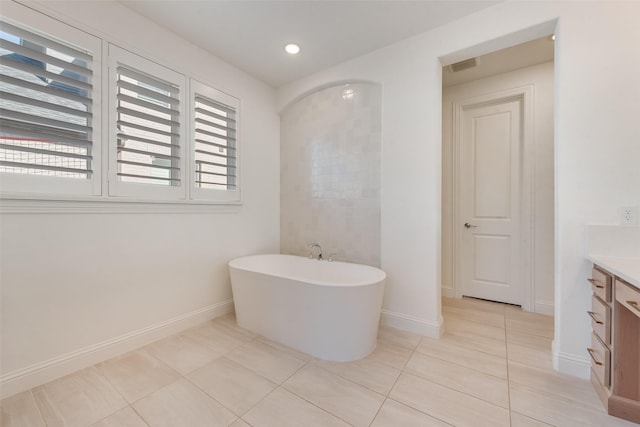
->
[228, 253, 386, 287]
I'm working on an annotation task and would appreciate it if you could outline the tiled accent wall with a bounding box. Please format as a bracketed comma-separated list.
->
[280, 83, 382, 266]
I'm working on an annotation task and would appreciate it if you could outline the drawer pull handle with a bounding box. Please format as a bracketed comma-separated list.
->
[627, 300, 640, 312]
[587, 311, 603, 324]
[587, 348, 603, 366]
[587, 278, 604, 289]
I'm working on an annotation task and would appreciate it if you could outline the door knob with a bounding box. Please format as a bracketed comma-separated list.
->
[464, 222, 477, 229]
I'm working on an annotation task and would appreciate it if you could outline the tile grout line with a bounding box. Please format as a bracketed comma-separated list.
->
[95, 320, 261, 425]
[280, 335, 422, 426]
[367, 396, 388, 427]
[382, 335, 456, 427]
[182, 333, 303, 422]
[504, 311, 562, 427]
[364, 336, 417, 427]
[162, 323, 295, 425]
[288, 337, 424, 426]
[277, 364, 359, 427]
[181, 367, 245, 420]
[381, 308, 511, 425]
[129, 404, 152, 427]
[397, 359, 513, 412]
[175, 323, 291, 424]
[412, 343, 508, 382]
[256, 356, 358, 427]
[28, 389, 47, 427]
[387, 396, 457, 426]
[436, 331, 508, 359]
[309, 359, 393, 397]
[399, 340, 512, 411]
[90, 367, 133, 424]
[503, 307, 513, 427]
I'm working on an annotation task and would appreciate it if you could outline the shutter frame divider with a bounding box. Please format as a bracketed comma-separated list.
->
[193, 88, 238, 192]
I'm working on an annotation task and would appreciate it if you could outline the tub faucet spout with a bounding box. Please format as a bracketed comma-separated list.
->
[309, 243, 323, 260]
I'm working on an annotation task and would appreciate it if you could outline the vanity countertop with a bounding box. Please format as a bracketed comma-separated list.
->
[588, 255, 640, 290]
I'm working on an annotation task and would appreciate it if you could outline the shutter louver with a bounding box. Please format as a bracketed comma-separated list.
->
[194, 94, 236, 190]
[0, 21, 93, 179]
[116, 65, 180, 186]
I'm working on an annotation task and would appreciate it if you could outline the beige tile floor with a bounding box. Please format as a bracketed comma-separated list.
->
[2, 297, 638, 426]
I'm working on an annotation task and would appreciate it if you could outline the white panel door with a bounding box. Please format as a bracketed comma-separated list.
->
[460, 97, 522, 305]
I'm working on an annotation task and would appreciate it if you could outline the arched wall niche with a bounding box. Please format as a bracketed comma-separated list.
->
[279, 81, 382, 266]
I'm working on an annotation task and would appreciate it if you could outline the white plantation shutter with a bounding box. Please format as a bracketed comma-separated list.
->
[116, 66, 180, 184]
[109, 45, 185, 198]
[191, 80, 240, 202]
[0, 18, 101, 195]
[1, 5, 244, 206]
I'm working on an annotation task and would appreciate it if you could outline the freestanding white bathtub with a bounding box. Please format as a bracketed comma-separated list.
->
[229, 254, 386, 361]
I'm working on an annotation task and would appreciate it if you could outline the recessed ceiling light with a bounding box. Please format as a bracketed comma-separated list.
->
[285, 44, 300, 55]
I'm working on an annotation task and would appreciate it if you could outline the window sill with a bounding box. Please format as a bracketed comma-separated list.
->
[0, 195, 242, 214]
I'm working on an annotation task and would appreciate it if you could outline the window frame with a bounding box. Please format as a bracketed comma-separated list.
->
[0, 6, 102, 198]
[107, 44, 186, 200]
[190, 79, 241, 203]
[0, 2, 244, 209]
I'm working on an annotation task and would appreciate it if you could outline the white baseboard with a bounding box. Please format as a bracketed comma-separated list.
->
[552, 340, 590, 379]
[0, 299, 234, 399]
[535, 300, 554, 315]
[380, 310, 443, 338]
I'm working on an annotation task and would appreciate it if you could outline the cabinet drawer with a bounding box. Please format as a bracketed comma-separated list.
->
[589, 332, 611, 388]
[589, 267, 612, 302]
[590, 295, 611, 344]
[615, 278, 640, 320]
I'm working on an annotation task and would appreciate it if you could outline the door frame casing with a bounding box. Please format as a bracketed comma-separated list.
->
[452, 85, 535, 311]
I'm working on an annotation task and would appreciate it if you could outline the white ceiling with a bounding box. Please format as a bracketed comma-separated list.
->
[119, 0, 502, 88]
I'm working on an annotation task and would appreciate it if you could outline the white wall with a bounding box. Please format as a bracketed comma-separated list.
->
[442, 61, 555, 314]
[0, 0, 280, 397]
[277, 0, 640, 377]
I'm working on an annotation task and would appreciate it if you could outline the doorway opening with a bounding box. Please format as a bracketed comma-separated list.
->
[441, 36, 555, 314]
